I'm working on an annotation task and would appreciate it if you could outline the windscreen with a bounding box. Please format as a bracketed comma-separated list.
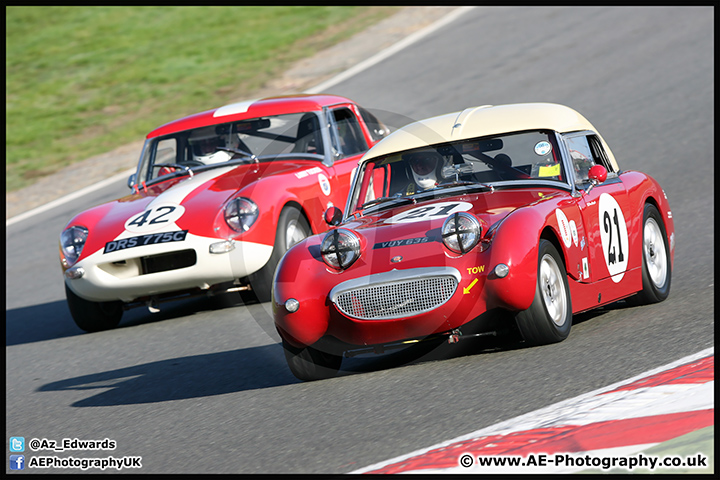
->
[136, 112, 325, 184]
[348, 130, 565, 213]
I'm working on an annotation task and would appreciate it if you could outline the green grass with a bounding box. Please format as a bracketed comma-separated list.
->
[6, 6, 397, 191]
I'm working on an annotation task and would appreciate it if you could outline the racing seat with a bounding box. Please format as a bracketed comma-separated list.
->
[478, 153, 516, 181]
[293, 113, 322, 154]
[388, 162, 413, 196]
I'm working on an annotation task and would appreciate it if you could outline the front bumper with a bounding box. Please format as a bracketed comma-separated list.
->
[275, 265, 491, 348]
[64, 233, 273, 302]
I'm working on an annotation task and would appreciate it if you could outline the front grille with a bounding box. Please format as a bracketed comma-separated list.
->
[334, 275, 458, 320]
[141, 249, 196, 275]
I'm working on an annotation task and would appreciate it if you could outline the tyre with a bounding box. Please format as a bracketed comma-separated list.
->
[282, 338, 342, 381]
[65, 283, 123, 332]
[247, 206, 310, 303]
[631, 203, 671, 305]
[515, 239, 572, 346]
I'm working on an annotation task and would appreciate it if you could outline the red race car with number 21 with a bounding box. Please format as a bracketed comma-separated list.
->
[273, 103, 674, 381]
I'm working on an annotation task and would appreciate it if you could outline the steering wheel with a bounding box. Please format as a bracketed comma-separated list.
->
[154, 162, 200, 178]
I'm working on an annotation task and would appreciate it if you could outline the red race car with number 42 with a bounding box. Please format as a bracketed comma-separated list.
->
[59, 94, 389, 332]
[273, 103, 674, 381]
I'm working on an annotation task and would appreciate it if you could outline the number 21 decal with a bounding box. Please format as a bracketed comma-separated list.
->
[385, 201, 472, 224]
[124, 204, 185, 233]
[598, 193, 628, 282]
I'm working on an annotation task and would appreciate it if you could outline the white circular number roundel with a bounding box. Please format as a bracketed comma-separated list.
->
[598, 193, 629, 282]
[124, 204, 185, 233]
[555, 209, 573, 248]
[385, 201, 472, 224]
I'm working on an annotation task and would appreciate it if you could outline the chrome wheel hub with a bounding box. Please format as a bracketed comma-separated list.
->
[644, 217, 667, 288]
[540, 254, 567, 326]
[285, 219, 306, 249]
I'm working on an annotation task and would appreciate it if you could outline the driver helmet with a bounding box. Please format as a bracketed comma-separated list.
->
[188, 126, 235, 164]
[406, 151, 441, 189]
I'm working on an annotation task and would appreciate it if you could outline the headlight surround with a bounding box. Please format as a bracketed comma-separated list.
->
[320, 228, 361, 270]
[442, 212, 482, 254]
[60, 225, 89, 266]
[224, 197, 258, 233]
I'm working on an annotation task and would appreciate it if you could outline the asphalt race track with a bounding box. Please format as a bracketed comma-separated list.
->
[6, 7, 713, 474]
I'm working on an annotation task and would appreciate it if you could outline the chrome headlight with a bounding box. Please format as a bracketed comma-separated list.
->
[60, 226, 89, 266]
[442, 212, 481, 254]
[321, 228, 361, 270]
[224, 197, 258, 232]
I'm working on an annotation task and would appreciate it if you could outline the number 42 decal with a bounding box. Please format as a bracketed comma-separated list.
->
[124, 204, 185, 233]
[598, 193, 628, 283]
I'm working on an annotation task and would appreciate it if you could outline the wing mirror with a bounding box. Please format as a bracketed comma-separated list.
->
[584, 165, 608, 195]
[588, 165, 608, 183]
[127, 173, 136, 190]
[324, 206, 343, 226]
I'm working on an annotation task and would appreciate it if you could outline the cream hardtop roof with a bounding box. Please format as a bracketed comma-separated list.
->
[362, 103, 604, 163]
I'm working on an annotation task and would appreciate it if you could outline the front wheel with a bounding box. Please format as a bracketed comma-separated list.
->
[247, 206, 310, 303]
[282, 338, 342, 381]
[630, 203, 671, 305]
[515, 240, 572, 346]
[65, 283, 123, 333]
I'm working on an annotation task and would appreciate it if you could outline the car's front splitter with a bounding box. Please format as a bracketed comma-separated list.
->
[65, 233, 273, 302]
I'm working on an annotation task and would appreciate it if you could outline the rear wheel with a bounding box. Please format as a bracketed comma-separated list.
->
[515, 240, 572, 346]
[282, 338, 342, 381]
[246, 206, 310, 303]
[631, 203, 671, 305]
[65, 283, 123, 332]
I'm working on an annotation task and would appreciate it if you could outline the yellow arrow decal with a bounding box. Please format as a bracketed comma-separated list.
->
[463, 278, 478, 294]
